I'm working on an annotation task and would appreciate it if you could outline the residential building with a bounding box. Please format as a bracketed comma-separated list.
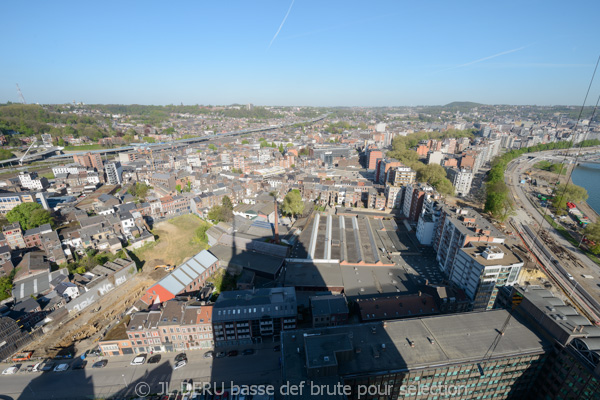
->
[105, 162, 123, 185]
[434, 207, 505, 276]
[3, 223, 26, 250]
[18, 172, 48, 191]
[366, 148, 383, 171]
[386, 165, 416, 187]
[212, 287, 297, 346]
[73, 152, 104, 170]
[451, 243, 523, 310]
[446, 166, 474, 196]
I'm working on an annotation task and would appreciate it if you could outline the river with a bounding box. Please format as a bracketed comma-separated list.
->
[571, 163, 600, 214]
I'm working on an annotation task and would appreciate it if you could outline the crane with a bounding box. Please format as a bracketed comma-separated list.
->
[477, 293, 523, 377]
[16, 84, 26, 104]
[19, 138, 37, 166]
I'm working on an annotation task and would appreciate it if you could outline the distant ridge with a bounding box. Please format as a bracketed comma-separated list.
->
[443, 101, 484, 108]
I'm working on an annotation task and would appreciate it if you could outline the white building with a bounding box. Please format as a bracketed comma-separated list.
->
[450, 243, 523, 311]
[427, 151, 444, 166]
[52, 165, 85, 176]
[105, 162, 123, 185]
[446, 167, 473, 196]
[18, 172, 47, 190]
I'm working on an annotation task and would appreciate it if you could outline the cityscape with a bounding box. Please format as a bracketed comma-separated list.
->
[2, 2, 600, 400]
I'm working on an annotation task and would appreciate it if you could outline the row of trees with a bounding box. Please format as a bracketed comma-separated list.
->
[484, 139, 600, 219]
[386, 130, 476, 196]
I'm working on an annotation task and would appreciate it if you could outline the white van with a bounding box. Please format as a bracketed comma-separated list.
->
[130, 354, 147, 365]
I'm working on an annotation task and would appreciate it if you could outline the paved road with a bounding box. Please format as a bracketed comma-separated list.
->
[506, 153, 600, 321]
[0, 346, 282, 400]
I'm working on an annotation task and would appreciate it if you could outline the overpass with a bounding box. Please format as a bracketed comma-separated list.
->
[2, 113, 328, 165]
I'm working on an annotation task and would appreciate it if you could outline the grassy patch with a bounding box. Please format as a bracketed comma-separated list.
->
[207, 269, 238, 296]
[535, 160, 567, 175]
[134, 214, 211, 267]
[543, 215, 600, 265]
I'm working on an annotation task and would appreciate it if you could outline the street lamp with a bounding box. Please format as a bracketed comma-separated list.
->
[578, 234, 586, 248]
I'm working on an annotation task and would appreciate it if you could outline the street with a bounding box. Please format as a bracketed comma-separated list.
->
[0, 345, 282, 400]
[505, 152, 600, 321]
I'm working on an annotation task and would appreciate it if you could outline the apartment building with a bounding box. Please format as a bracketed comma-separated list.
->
[451, 243, 523, 310]
[99, 300, 214, 356]
[386, 165, 416, 187]
[3, 223, 25, 250]
[105, 162, 123, 185]
[446, 166, 474, 196]
[433, 207, 505, 276]
[18, 172, 48, 191]
[212, 287, 297, 347]
[402, 182, 434, 223]
[73, 152, 104, 170]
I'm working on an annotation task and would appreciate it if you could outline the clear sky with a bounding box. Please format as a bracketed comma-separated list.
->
[1, 1, 599, 106]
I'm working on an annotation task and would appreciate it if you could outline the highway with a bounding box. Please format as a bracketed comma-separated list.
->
[0, 113, 328, 167]
[505, 152, 600, 323]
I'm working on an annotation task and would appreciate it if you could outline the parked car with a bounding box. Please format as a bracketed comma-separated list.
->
[242, 349, 255, 356]
[92, 360, 108, 368]
[72, 360, 87, 370]
[215, 351, 226, 358]
[203, 351, 214, 358]
[227, 350, 238, 357]
[54, 363, 69, 372]
[148, 354, 161, 364]
[31, 362, 42, 372]
[131, 354, 147, 366]
[25, 365, 34, 372]
[2, 366, 19, 375]
[40, 362, 55, 372]
[174, 353, 187, 362]
[174, 359, 187, 370]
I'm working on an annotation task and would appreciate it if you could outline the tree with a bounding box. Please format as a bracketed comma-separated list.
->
[281, 189, 304, 217]
[278, 143, 285, 153]
[208, 199, 233, 223]
[6, 203, 53, 230]
[222, 196, 233, 211]
[241, 139, 249, 145]
[176, 184, 182, 193]
[553, 183, 588, 210]
[584, 222, 600, 245]
[208, 144, 217, 151]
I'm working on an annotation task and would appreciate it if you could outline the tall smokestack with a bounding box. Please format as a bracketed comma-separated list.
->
[274, 196, 280, 244]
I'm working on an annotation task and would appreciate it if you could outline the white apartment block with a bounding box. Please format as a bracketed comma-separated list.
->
[450, 243, 523, 311]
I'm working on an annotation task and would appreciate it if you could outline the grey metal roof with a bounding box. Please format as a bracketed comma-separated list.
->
[155, 250, 218, 295]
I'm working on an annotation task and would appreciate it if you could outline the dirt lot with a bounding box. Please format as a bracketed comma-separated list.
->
[134, 214, 210, 273]
[28, 274, 156, 358]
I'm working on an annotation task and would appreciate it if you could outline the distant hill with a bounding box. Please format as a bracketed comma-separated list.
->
[443, 101, 484, 108]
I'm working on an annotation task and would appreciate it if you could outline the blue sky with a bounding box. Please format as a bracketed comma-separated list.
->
[1, 1, 599, 106]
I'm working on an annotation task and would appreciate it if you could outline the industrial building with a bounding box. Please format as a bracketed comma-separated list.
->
[282, 310, 549, 400]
